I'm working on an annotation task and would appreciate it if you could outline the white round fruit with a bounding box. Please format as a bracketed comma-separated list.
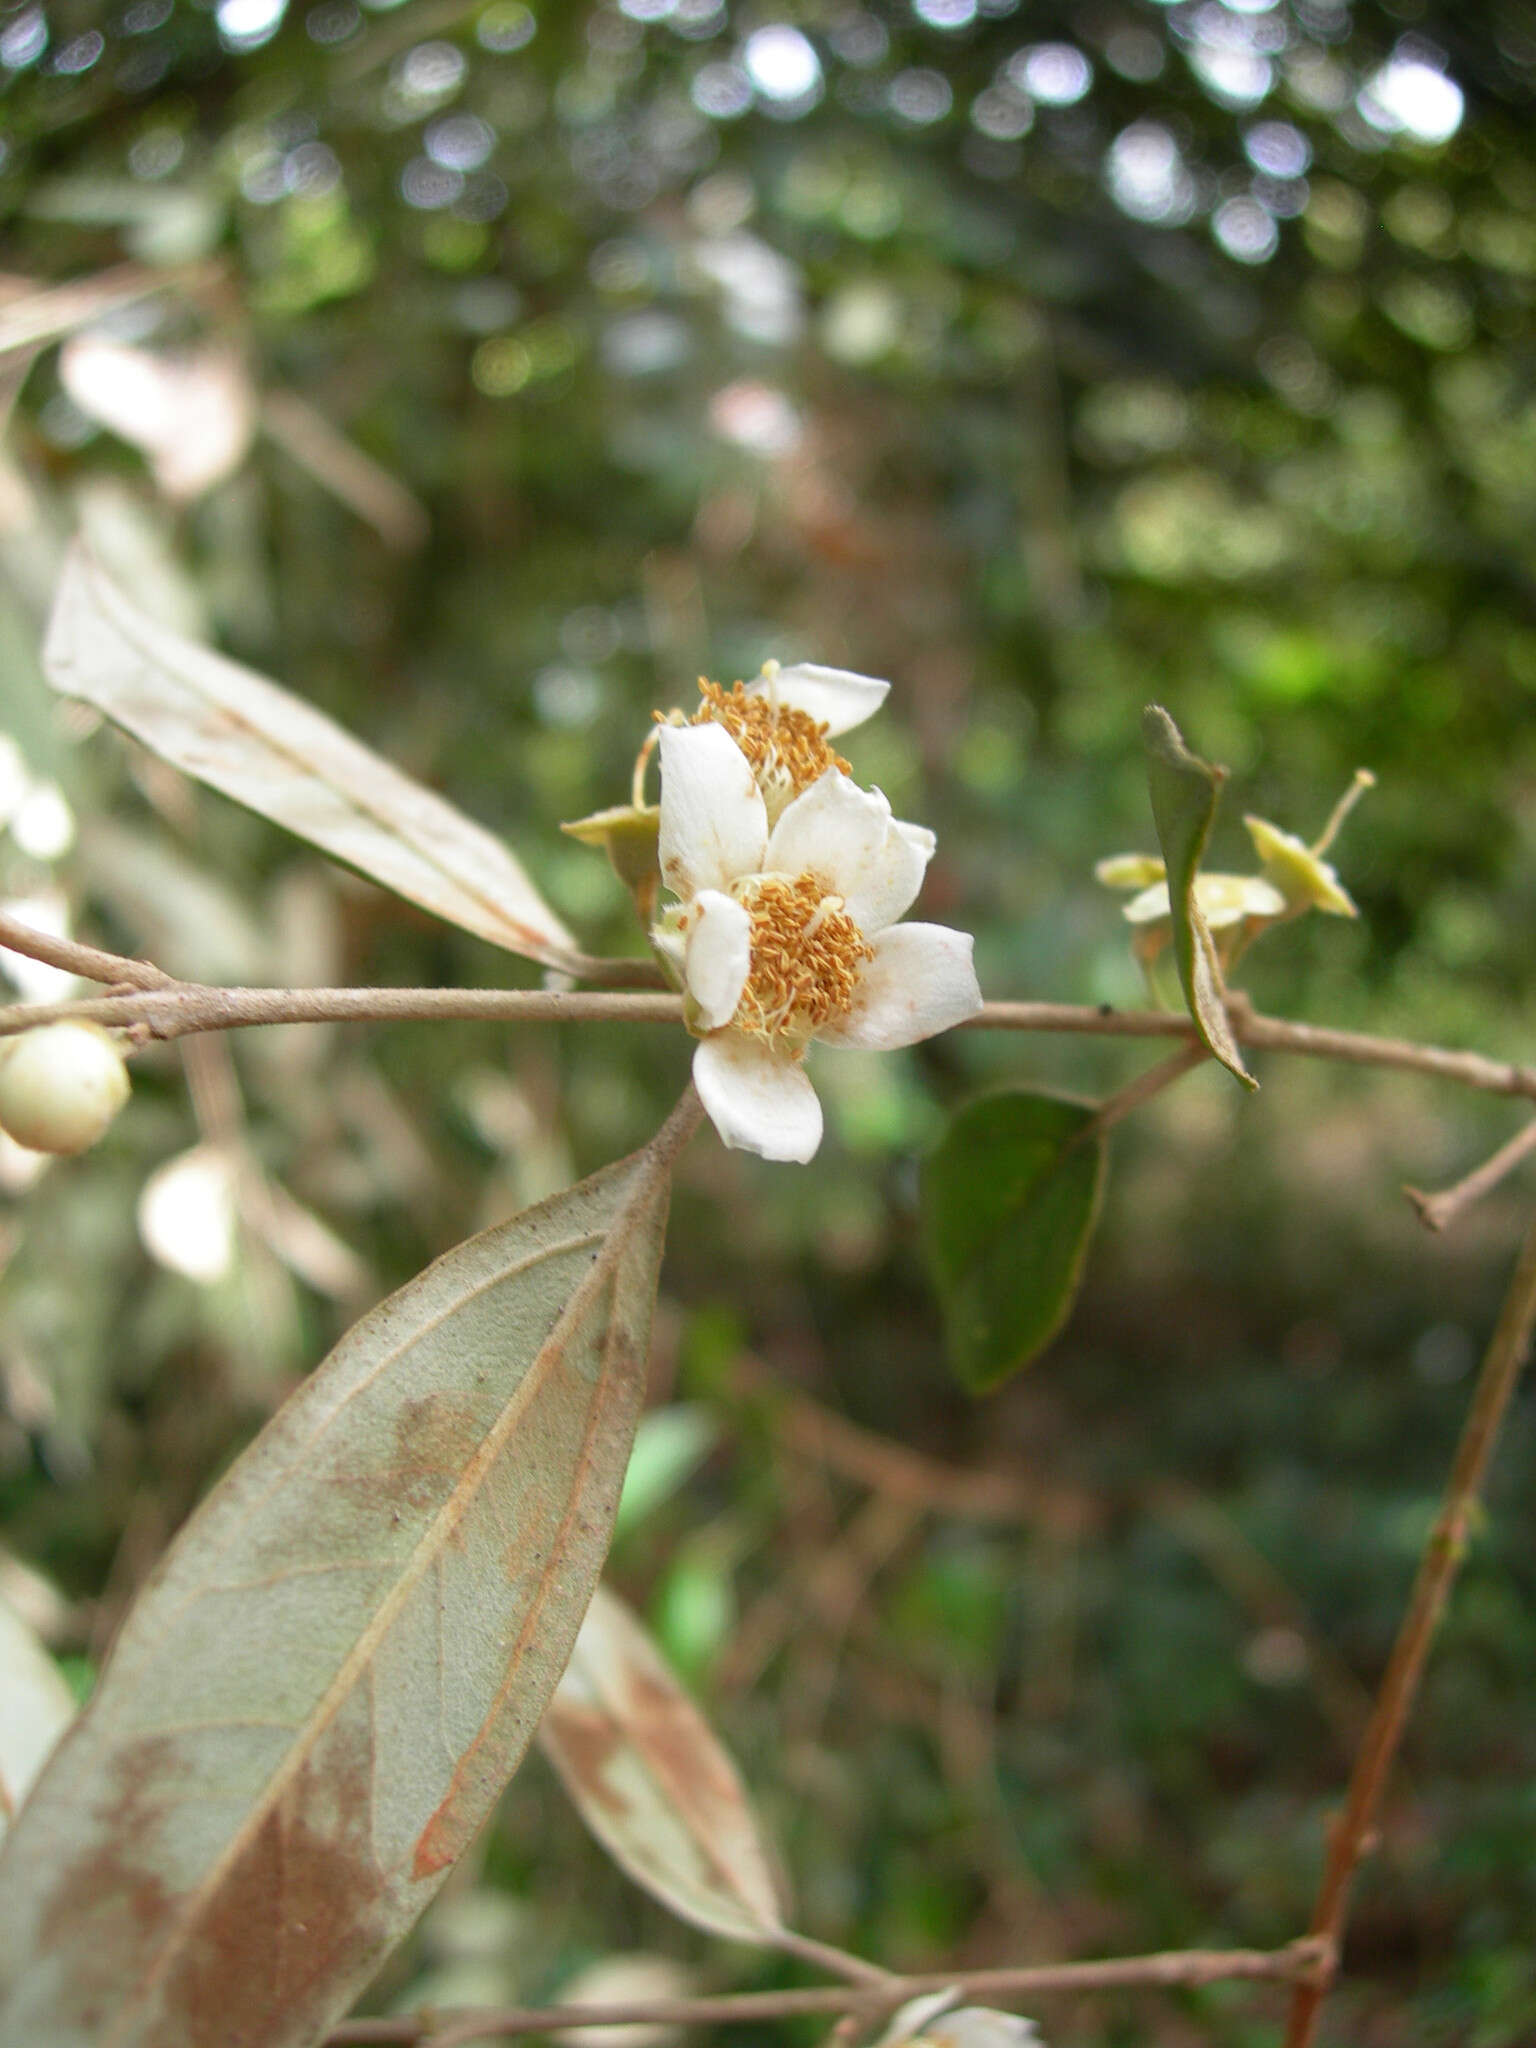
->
[0, 1022, 131, 1155]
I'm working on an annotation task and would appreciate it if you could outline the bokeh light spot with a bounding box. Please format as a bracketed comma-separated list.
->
[743, 24, 822, 105]
[1213, 195, 1279, 264]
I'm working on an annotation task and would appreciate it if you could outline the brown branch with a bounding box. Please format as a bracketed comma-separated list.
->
[1226, 994, 1536, 1101]
[1283, 1208, 1536, 2048]
[1081, 1041, 1208, 1139]
[0, 983, 685, 1040]
[1405, 1114, 1536, 1233]
[326, 1941, 1328, 2045]
[6, 911, 1536, 1109]
[0, 908, 172, 990]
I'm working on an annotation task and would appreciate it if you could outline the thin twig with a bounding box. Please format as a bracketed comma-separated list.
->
[1081, 1041, 1208, 1139]
[1404, 1114, 1536, 1233]
[326, 1941, 1328, 2045]
[1283, 1208, 1536, 2048]
[6, 912, 1536, 1106]
[0, 909, 172, 990]
[1225, 993, 1536, 1101]
[0, 984, 686, 1040]
[772, 1929, 898, 1988]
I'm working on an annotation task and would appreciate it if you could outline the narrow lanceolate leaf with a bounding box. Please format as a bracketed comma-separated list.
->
[0, 1595, 77, 1845]
[0, 1096, 699, 2048]
[42, 545, 584, 974]
[1141, 705, 1255, 1089]
[539, 1583, 787, 1945]
[0, 263, 190, 360]
[923, 1091, 1107, 1393]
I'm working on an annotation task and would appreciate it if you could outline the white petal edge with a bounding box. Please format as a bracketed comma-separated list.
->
[764, 772, 930, 935]
[692, 1033, 824, 1162]
[1122, 880, 1171, 925]
[748, 662, 890, 737]
[818, 924, 982, 1050]
[658, 723, 768, 901]
[684, 889, 751, 1031]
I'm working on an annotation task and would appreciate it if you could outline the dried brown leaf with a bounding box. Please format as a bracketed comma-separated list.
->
[0, 1099, 696, 2047]
[540, 1583, 787, 1944]
[43, 546, 584, 973]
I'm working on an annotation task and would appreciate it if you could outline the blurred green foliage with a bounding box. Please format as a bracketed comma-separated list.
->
[2, 0, 1535, 2040]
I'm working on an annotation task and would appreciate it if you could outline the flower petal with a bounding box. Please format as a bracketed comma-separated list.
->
[658, 723, 768, 900]
[764, 771, 930, 934]
[819, 923, 982, 1050]
[1122, 880, 1171, 925]
[684, 889, 750, 1030]
[692, 1033, 823, 1162]
[1196, 871, 1287, 927]
[748, 662, 890, 737]
[1094, 851, 1166, 890]
[1244, 815, 1358, 916]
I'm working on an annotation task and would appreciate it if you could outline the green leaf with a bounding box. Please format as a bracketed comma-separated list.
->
[538, 1584, 788, 1945]
[614, 1404, 719, 1540]
[922, 1090, 1107, 1392]
[0, 1094, 699, 2048]
[1141, 705, 1255, 1089]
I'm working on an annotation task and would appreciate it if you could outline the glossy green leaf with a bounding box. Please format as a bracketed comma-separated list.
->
[0, 1096, 699, 2048]
[922, 1091, 1107, 1392]
[1141, 705, 1255, 1089]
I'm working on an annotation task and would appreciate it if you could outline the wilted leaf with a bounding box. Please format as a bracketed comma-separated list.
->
[42, 546, 585, 974]
[1141, 705, 1254, 1089]
[0, 1098, 696, 2048]
[0, 1595, 76, 1844]
[59, 337, 257, 501]
[0, 264, 190, 360]
[922, 1091, 1106, 1392]
[539, 1583, 787, 1944]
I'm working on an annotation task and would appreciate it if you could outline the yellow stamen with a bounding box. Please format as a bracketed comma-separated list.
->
[1312, 768, 1376, 856]
[731, 874, 872, 1044]
[689, 679, 848, 801]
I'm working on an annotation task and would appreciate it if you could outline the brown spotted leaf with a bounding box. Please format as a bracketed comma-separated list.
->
[0, 1097, 698, 2048]
[539, 1584, 787, 1944]
[42, 545, 585, 974]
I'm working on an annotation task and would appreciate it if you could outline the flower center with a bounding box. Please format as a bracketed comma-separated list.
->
[691, 680, 848, 822]
[731, 873, 873, 1045]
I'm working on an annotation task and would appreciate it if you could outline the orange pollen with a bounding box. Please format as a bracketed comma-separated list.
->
[733, 874, 872, 1043]
[689, 679, 848, 796]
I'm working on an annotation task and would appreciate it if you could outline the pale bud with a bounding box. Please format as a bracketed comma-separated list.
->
[0, 1022, 131, 1155]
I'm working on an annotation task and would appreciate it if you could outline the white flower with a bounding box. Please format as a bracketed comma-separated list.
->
[681, 658, 891, 824]
[1121, 870, 1286, 929]
[653, 720, 982, 1163]
[876, 1991, 1044, 2048]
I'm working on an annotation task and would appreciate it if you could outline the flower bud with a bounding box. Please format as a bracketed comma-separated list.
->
[0, 1022, 131, 1155]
